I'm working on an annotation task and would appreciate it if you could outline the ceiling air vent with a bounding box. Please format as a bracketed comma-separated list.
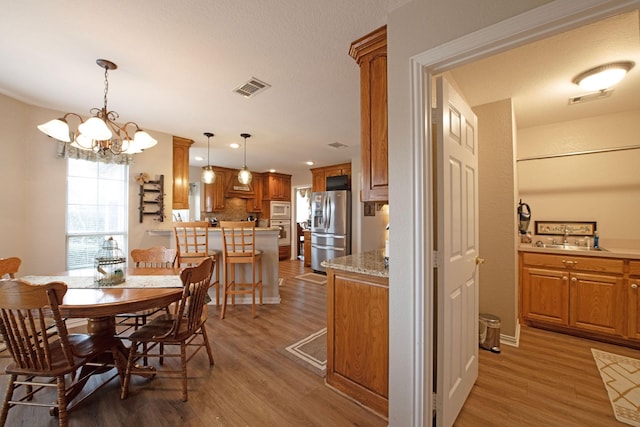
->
[569, 89, 612, 105]
[233, 77, 271, 98]
[328, 142, 348, 149]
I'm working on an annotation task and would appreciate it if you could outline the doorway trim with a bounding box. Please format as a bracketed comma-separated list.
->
[403, 0, 640, 424]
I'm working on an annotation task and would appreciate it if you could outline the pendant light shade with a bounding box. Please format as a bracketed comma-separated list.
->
[238, 133, 252, 185]
[201, 132, 216, 184]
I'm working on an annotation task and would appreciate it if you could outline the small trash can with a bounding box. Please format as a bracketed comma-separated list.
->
[479, 313, 501, 353]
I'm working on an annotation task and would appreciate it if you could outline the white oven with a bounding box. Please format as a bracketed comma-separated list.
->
[270, 219, 291, 246]
[270, 201, 291, 220]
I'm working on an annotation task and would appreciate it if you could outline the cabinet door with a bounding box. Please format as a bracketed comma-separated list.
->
[172, 136, 194, 209]
[312, 171, 325, 193]
[522, 267, 569, 325]
[628, 263, 640, 339]
[246, 173, 263, 212]
[569, 271, 625, 336]
[201, 170, 226, 212]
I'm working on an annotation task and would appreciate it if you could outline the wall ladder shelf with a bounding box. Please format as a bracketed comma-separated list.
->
[139, 174, 165, 223]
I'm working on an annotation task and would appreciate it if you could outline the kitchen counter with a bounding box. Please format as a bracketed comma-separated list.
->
[321, 249, 389, 278]
[519, 243, 640, 260]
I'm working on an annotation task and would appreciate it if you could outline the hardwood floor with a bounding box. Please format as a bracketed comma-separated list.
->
[1, 260, 635, 426]
[0, 260, 386, 427]
[455, 325, 638, 426]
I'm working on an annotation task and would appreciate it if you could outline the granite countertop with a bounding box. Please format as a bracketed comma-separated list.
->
[321, 249, 389, 278]
[519, 244, 640, 260]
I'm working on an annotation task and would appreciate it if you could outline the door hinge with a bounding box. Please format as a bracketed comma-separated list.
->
[432, 251, 440, 268]
[432, 392, 438, 408]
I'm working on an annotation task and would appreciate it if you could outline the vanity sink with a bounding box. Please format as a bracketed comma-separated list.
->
[534, 243, 606, 252]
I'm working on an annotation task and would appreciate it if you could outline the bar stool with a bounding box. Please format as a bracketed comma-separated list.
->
[219, 221, 263, 319]
[174, 221, 220, 305]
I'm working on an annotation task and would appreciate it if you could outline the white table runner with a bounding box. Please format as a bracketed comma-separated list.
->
[21, 275, 183, 289]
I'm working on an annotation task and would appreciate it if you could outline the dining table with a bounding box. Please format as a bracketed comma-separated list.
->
[19, 267, 185, 403]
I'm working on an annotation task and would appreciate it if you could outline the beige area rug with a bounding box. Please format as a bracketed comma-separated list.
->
[592, 348, 640, 426]
[294, 273, 327, 285]
[280, 328, 327, 377]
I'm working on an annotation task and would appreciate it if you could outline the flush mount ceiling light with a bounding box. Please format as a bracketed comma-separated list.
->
[238, 133, 252, 185]
[201, 132, 216, 184]
[572, 61, 634, 91]
[37, 59, 157, 156]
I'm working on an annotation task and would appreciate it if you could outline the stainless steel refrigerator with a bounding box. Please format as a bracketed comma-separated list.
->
[311, 190, 351, 273]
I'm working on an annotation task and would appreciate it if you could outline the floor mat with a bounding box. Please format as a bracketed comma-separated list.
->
[294, 273, 327, 285]
[280, 328, 327, 377]
[592, 348, 640, 427]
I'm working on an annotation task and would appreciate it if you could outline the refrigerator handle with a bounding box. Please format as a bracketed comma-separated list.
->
[326, 194, 331, 229]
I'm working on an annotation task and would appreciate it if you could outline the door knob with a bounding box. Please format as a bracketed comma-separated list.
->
[475, 257, 485, 265]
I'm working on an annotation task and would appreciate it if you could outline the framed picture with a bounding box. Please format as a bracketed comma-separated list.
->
[534, 221, 596, 236]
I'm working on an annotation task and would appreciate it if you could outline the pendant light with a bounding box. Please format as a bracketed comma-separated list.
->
[238, 133, 252, 185]
[201, 132, 216, 184]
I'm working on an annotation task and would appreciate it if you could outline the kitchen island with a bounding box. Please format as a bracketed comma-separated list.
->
[157, 226, 281, 305]
[322, 249, 389, 418]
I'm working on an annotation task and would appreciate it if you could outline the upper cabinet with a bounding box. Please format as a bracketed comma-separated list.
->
[172, 136, 194, 210]
[201, 167, 227, 213]
[311, 162, 351, 193]
[246, 173, 264, 212]
[263, 172, 291, 201]
[350, 26, 388, 202]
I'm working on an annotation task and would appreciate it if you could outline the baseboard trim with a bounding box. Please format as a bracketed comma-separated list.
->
[499, 322, 520, 348]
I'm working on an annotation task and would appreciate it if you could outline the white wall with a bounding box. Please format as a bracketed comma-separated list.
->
[518, 109, 640, 246]
[0, 93, 175, 275]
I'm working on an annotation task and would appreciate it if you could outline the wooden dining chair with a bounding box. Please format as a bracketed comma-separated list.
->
[120, 257, 215, 402]
[0, 257, 21, 279]
[0, 279, 122, 427]
[219, 221, 263, 319]
[174, 221, 220, 306]
[115, 247, 179, 357]
[0, 257, 22, 358]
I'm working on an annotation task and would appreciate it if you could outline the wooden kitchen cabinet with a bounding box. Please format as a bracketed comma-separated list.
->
[303, 230, 311, 267]
[201, 168, 227, 212]
[263, 172, 291, 201]
[326, 267, 388, 417]
[310, 162, 351, 193]
[172, 136, 194, 210]
[627, 261, 640, 340]
[246, 173, 263, 213]
[350, 26, 388, 202]
[520, 252, 625, 339]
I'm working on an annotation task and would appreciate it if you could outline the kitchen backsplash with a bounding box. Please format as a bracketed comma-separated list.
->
[201, 198, 262, 222]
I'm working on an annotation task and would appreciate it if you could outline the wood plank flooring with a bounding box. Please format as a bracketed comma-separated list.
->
[0, 260, 386, 427]
[1, 259, 635, 426]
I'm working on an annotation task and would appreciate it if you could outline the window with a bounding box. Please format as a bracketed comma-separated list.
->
[66, 158, 128, 270]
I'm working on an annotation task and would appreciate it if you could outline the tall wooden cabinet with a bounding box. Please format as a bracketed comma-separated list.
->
[201, 168, 227, 213]
[263, 172, 291, 201]
[350, 26, 388, 202]
[172, 136, 194, 209]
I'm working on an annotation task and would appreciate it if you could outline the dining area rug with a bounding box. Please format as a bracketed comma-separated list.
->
[592, 348, 640, 426]
[294, 273, 327, 285]
[279, 328, 327, 377]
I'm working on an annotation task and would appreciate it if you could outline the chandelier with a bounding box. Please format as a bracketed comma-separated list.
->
[37, 59, 157, 155]
[201, 132, 216, 184]
[238, 133, 252, 185]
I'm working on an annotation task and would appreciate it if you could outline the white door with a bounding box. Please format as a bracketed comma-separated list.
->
[435, 76, 479, 426]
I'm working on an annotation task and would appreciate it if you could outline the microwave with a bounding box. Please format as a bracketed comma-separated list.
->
[270, 201, 291, 220]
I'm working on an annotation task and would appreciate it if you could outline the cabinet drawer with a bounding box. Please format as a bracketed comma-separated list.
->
[521, 252, 624, 274]
[630, 261, 640, 276]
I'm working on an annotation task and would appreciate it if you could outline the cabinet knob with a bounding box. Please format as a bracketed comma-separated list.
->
[562, 276, 568, 281]
[571, 277, 577, 282]
[632, 283, 639, 290]
[561, 260, 576, 266]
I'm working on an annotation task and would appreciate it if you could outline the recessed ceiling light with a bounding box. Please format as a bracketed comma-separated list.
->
[305, 161, 314, 166]
[230, 143, 240, 149]
[572, 61, 634, 91]
[194, 156, 204, 161]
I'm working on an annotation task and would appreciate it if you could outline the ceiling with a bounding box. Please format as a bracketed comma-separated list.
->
[447, 10, 640, 129]
[1, 4, 638, 179]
